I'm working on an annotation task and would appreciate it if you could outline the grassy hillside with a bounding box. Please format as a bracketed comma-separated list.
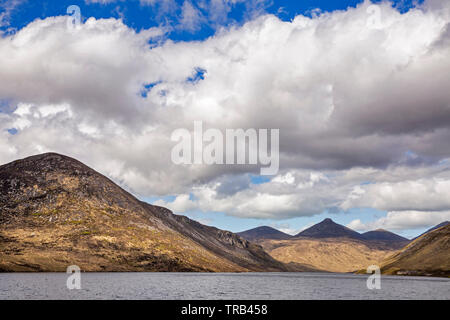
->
[381, 224, 450, 277]
[0, 153, 288, 272]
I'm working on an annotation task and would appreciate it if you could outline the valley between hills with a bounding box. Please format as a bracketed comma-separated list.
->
[0, 153, 449, 276]
[238, 219, 450, 276]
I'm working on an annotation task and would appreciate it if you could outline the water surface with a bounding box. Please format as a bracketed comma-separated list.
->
[0, 272, 448, 300]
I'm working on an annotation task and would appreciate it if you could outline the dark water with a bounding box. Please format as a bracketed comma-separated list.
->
[0, 272, 448, 300]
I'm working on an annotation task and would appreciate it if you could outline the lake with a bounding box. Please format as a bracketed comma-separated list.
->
[0, 272, 448, 300]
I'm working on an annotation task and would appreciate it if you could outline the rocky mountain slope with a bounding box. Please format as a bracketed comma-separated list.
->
[0, 153, 291, 272]
[381, 224, 450, 277]
[237, 226, 292, 241]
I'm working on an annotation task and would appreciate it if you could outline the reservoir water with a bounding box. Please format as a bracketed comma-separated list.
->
[0, 272, 448, 300]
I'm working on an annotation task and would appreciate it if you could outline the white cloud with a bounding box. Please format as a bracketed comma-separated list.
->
[153, 193, 196, 212]
[347, 211, 450, 232]
[1, 1, 450, 222]
[154, 165, 450, 220]
[341, 179, 450, 212]
[179, 1, 204, 32]
[272, 172, 295, 185]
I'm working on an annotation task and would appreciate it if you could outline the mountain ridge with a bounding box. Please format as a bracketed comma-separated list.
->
[360, 229, 409, 242]
[237, 226, 292, 241]
[294, 218, 363, 240]
[238, 220, 410, 245]
[412, 221, 450, 241]
[0, 152, 294, 272]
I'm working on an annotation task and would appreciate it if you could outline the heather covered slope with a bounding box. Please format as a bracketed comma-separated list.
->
[0, 153, 289, 272]
[381, 224, 450, 277]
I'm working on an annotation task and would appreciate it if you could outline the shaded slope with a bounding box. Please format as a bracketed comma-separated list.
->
[237, 226, 292, 241]
[361, 229, 409, 242]
[360, 229, 410, 249]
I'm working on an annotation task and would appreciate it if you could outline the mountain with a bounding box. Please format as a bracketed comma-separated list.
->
[361, 229, 409, 242]
[381, 224, 450, 277]
[253, 219, 409, 272]
[294, 218, 363, 240]
[237, 226, 292, 241]
[0, 153, 289, 272]
[412, 221, 450, 241]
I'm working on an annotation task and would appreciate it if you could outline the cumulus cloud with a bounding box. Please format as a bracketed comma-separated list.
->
[179, 1, 204, 32]
[154, 165, 450, 220]
[1, 1, 450, 225]
[341, 178, 450, 212]
[347, 211, 450, 232]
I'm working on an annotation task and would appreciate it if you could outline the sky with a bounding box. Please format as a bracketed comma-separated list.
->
[0, 0, 449, 239]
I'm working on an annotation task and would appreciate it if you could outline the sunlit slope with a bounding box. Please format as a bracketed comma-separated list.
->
[381, 224, 450, 277]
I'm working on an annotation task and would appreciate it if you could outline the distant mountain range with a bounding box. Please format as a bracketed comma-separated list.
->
[0, 153, 292, 272]
[239, 219, 447, 274]
[238, 218, 410, 244]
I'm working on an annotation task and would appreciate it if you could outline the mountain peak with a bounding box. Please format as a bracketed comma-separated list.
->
[0, 152, 138, 220]
[237, 226, 292, 241]
[3, 152, 91, 173]
[295, 218, 362, 239]
[0, 153, 288, 272]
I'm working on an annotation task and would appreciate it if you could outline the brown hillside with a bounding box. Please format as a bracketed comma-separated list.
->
[0, 153, 290, 272]
[259, 237, 400, 273]
[381, 224, 450, 277]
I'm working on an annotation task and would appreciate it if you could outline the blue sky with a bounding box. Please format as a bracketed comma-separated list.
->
[0, 0, 443, 239]
[1, 0, 424, 40]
